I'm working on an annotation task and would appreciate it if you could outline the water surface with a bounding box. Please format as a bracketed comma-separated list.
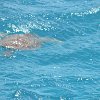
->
[0, 0, 100, 100]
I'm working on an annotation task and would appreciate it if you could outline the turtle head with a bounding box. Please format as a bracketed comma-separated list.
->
[40, 37, 63, 43]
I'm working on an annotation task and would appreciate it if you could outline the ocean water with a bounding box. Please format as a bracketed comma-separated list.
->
[0, 0, 100, 100]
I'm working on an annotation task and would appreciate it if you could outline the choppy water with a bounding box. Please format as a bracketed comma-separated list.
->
[0, 0, 100, 100]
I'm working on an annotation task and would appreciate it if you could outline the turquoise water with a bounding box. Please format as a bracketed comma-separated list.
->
[0, 0, 100, 100]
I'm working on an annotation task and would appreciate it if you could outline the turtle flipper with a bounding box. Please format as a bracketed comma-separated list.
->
[3, 50, 14, 57]
[0, 33, 8, 38]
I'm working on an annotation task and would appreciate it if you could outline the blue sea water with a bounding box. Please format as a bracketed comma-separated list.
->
[0, 0, 100, 100]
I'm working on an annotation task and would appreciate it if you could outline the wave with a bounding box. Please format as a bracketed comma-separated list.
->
[71, 7, 100, 16]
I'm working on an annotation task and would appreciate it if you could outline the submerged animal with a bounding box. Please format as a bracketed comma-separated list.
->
[0, 33, 61, 56]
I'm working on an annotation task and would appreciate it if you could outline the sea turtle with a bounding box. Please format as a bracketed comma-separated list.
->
[0, 33, 61, 56]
